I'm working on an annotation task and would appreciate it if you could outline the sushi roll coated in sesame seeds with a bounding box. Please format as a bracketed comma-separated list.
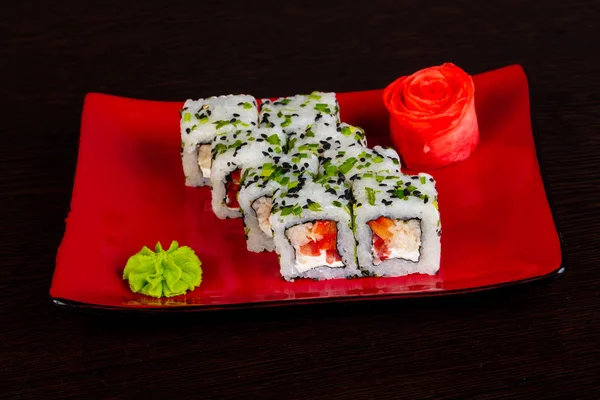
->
[352, 173, 441, 277]
[180, 94, 258, 187]
[269, 172, 359, 281]
[238, 157, 318, 253]
[259, 91, 340, 135]
[210, 128, 286, 220]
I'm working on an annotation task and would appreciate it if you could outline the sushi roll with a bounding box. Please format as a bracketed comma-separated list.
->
[269, 172, 359, 281]
[352, 173, 441, 277]
[319, 145, 401, 183]
[238, 141, 321, 253]
[180, 95, 258, 187]
[259, 91, 340, 135]
[210, 128, 286, 219]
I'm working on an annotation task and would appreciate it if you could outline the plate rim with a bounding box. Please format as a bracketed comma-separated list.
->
[50, 64, 568, 312]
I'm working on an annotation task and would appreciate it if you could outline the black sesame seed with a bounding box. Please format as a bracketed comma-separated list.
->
[230, 118, 236, 123]
[424, 197, 429, 204]
[262, 152, 269, 156]
[185, 128, 190, 134]
[404, 189, 410, 196]
[413, 190, 421, 196]
[360, 158, 365, 162]
[237, 102, 243, 106]
[326, 188, 337, 195]
[268, 148, 273, 153]
[315, 113, 322, 121]
[251, 122, 256, 126]
[379, 183, 387, 187]
[324, 122, 330, 126]
[233, 113, 240, 117]
[357, 203, 362, 207]
[304, 162, 309, 167]
[429, 178, 434, 182]
[220, 136, 226, 141]
[257, 138, 264, 142]
[405, 182, 411, 187]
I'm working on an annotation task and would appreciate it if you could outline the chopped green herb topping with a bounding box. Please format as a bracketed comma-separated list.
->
[314, 103, 332, 114]
[372, 156, 384, 163]
[261, 163, 276, 177]
[332, 200, 342, 208]
[339, 157, 358, 174]
[366, 187, 377, 206]
[420, 176, 426, 184]
[243, 102, 253, 109]
[280, 99, 291, 105]
[341, 126, 352, 136]
[183, 112, 191, 122]
[325, 165, 337, 176]
[214, 120, 230, 129]
[281, 117, 292, 127]
[307, 201, 322, 212]
[212, 143, 227, 156]
[308, 92, 321, 100]
[267, 134, 281, 145]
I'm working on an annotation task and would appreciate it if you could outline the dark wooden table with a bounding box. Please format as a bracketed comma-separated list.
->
[2, 1, 599, 399]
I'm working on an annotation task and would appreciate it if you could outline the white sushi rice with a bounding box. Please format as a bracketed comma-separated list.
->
[319, 145, 402, 183]
[259, 91, 340, 135]
[352, 173, 441, 277]
[287, 122, 366, 156]
[180, 94, 258, 187]
[269, 173, 359, 281]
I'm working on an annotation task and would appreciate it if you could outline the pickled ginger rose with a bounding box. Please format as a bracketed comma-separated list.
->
[383, 63, 479, 170]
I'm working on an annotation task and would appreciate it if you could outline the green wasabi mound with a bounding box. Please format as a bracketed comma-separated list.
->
[123, 241, 202, 298]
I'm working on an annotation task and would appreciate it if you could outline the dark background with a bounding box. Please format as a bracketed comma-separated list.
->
[2, 1, 599, 399]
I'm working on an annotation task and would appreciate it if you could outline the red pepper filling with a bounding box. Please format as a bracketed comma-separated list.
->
[367, 216, 394, 262]
[225, 169, 242, 209]
[299, 220, 342, 264]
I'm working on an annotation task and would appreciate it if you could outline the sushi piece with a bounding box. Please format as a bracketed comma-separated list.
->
[352, 172, 441, 277]
[238, 143, 321, 253]
[287, 122, 367, 156]
[210, 128, 286, 219]
[319, 145, 401, 183]
[180, 95, 258, 187]
[269, 172, 359, 281]
[259, 91, 340, 135]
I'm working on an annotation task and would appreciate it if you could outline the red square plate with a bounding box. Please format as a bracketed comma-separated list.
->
[50, 64, 564, 311]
